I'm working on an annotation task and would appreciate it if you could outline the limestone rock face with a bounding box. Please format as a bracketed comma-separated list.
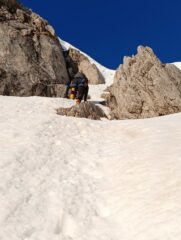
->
[65, 48, 105, 84]
[57, 102, 107, 120]
[0, 0, 69, 96]
[0, 0, 19, 11]
[108, 46, 181, 119]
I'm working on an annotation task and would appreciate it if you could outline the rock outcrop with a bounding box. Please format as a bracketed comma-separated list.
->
[0, 0, 19, 11]
[64, 48, 105, 84]
[108, 46, 181, 119]
[57, 102, 107, 120]
[0, 0, 69, 96]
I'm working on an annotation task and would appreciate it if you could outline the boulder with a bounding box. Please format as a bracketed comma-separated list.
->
[57, 102, 107, 120]
[0, 0, 69, 97]
[79, 59, 105, 85]
[65, 48, 105, 84]
[108, 46, 181, 119]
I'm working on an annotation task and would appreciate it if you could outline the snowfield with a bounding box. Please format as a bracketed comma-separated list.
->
[0, 96, 181, 240]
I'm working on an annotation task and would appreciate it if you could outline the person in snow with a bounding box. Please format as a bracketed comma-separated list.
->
[75, 72, 89, 104]
[67, 72, 89, 104]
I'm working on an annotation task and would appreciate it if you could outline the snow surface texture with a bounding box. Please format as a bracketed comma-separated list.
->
[1, 96, 181, 240]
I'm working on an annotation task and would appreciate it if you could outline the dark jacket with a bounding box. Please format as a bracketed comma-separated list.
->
[68, 72, 89, 101]
[70, 73, 88, 88]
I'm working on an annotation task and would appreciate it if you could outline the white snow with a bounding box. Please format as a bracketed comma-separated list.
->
[0, 95, 181, 240]
[172, 62, 181, 70]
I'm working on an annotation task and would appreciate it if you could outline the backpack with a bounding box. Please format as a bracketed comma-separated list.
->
[68, 79, 78, 99]
[78, 78, 85, 87]
[77, 77, 88, 88]
[70, 78, 79, 88]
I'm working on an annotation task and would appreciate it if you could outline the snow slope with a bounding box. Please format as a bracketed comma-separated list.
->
[0, 96, 181, 240]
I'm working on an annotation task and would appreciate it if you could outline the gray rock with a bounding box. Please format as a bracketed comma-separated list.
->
[15, 8, 31, 22]
[8, 20, 29, 29]
[0, 0, 69, 97]
[108, 46, 181, 119]
[57, 102, 107, 120]
[0, 0, 19, 12]
[79, 59, 105, 85]
[45, 24, 55, 36]
[54, 84, 67, 98]
[65, 48, 105, 84]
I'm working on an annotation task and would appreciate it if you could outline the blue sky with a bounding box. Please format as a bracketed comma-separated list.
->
[20, 0, 181, 69]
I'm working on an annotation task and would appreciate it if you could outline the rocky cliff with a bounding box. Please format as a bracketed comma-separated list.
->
[0, 0, 69, 96]
[108, 46, 181, 119]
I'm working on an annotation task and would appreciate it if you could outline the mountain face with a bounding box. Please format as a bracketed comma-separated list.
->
[1, 1, 181, 120]
[107, 46, 181, 119]
[0, 0, 69, 97]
